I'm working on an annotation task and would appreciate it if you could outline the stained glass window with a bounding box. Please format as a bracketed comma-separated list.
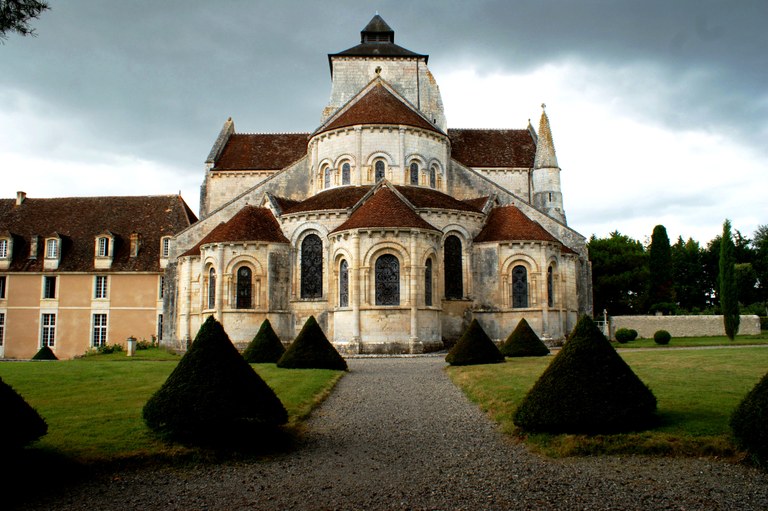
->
[547, 266, 554, 307]
[207, 268, 216, 309]
[429, 166, 436, 188]
[339, 259, 349, 307]
[324, 166, 331, 188]
[236, 266, 252, 309]
[375, 160, 385, 182]
[342, 162, 351, 185]
[301, 234, 323, 298]
[375, 254, 399, 305]
[512, 265, 528, 308]
[444, 235, 463, 299]
[410, 162, 419, 185]
[425, 258, 433, 306]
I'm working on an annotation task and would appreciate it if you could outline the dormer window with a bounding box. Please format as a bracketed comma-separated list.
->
[94, 232, 115, 270]
[46, 238, 58, 259]
[161, 237, 171, 258]
[97, 237, 109, 257]
[0, 238, 8, 259]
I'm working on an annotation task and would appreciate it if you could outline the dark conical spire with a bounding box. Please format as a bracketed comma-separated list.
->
[361, 14, 394, 43]
[534, 104, 559, 169]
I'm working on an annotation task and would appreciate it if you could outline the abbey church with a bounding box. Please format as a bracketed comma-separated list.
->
[164, 15, 592, 353]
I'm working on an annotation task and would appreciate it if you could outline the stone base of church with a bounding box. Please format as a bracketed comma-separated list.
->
[335, 337, 444, 355]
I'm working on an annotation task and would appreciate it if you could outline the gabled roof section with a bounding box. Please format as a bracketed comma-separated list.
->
[316, 80, 442, 136]
[394, 186, 483, 213]
[332, 182, 438, 233]
[474, 205, 560, 244]
[280, 186, 371, 215]
[212, 133, 309, 171]
[181, 206, 288, 257]
[0, 195, 197, 272]
[448, 129, 536, 168]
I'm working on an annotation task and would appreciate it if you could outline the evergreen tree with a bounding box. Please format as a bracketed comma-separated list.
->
[730, 370, 768, 467]
[587, 231, 648, 315]
[0, 376, 48, 448]
[500, 318, 549, 357]
[445, 319, 505, 366]
[648, 225, 675, 313]
[720, 219, 740, 340]
[31, 345, 57, 360]
[671, 236, 707, 312]
[0, 0, 49, 40]
[243, 319, 285, 363]
[277, 316, 347, 370]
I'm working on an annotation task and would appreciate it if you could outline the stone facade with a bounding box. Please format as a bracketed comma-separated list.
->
[163, 15, 592, 354]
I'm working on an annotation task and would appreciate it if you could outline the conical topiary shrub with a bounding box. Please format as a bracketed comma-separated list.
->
[730, 371, 768, 467]
[277, 316, 347, 370]
[513, 315, 657, 434]
[0, 376, 48, 449]
[500, 318, 550, 357]
[31, 345, 58, 360]
[242, 319, 286, 363]
[143, 316, 287, 445]
[445, 319, 505, 366]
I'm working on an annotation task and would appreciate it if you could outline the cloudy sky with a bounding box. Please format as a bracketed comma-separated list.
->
[2, 0, 766, 245]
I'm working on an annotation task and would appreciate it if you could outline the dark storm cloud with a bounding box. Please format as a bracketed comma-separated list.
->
[2, 0, 766, 169]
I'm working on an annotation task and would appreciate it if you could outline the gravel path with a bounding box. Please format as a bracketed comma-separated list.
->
[20, 357, 768, 510]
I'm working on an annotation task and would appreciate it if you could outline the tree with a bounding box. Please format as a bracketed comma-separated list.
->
[1, 376, 48, 449]
[647, 225, 675, 313]
[242, 319, 285, 363]
[720, 219, 739, 340]
[671, 236, 707, 312]
[499, 318, 549, 357]
[751, 224, 768, 313]
[0, 0, 49, 41]
[277, 316, 347, 370]
[587, 231, 648, 315]
[731, 370, 768, 468]
[445, 318, 505, 366]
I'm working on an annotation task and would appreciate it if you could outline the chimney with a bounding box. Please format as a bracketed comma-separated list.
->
[16, 191, 26, 206]
[130, 232, 141, 258]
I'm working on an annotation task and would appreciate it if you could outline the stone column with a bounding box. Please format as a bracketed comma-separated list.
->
[409, 232, 422, 353]
[215, 244, 224, 320]
[350, 233, 362, 352]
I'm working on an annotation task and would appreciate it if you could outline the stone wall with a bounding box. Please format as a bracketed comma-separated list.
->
[610, 315, 762, 339]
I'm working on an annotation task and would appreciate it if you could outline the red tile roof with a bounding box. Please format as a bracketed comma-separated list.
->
[462, 196, 491, 211]
[449, 129, 536, 168]
[182, 206, 288, 257]
[319, 83, 441, 135]
[0, 195, 196, 272]
[213, 133, 309, 170]
[332, 186, 438, 233]
[474, 206, 559, 243]
[280, 187, 371, 214]
[394, 186, 483, 213]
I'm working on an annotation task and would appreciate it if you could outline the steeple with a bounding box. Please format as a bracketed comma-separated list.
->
[361, 14, 394, 43]
[534, 104, 559, 169]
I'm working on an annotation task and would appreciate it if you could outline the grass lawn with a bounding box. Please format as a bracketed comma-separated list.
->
[615, 332, 768, 348]
[0, 349, 344, 463]
[447, 346, 768, 458]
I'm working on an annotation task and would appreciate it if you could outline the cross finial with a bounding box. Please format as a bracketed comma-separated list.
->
[541, 103, 546, 110]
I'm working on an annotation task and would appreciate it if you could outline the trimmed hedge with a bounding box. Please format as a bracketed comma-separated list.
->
[654, 330, 671, 345]
[243, 319, 286, 363]
[731, 371, 768, 468]
[0, 376, 48, 449]
[500, 318, 549, 357]
[143, 316, 287, 445]
[277, 316, 347, 370]
[513, 315, 657, 434]
[445, 319, 505, 366]
[614, 328, 634, 344]
[32, 346, 58, 360]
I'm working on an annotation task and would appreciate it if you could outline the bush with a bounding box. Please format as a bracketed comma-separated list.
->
[500, 318, 549, 357]
[614, 328, 634, 344]
[97, 343, 124, 354]
[730, 371, 768, 468]
[277, 316, 347, 370]
[0, 376, 48, 449]
[243, 319, 285, 363]
[760, 316, 768, 332]
[143, 316, 287, 445]
[31, 345, 58, 360]
[653, 330, 671, 345]
[136, 337, 158, 350]
[513, 315, 657, 434]
[628, 329, 638, 341]
[445, 319, 505, 366]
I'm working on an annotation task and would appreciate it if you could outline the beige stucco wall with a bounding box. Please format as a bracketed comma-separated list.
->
[611, 315, 762, 339]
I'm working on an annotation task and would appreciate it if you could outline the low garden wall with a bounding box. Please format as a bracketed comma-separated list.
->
[610, 315, 761, 339]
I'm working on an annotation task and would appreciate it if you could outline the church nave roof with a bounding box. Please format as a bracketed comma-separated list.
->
[474, 205, 560, 244]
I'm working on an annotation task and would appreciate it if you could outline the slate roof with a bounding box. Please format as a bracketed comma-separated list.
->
[448, 129, 536, 168]
[0, 195, 197, 272]
[329, 15, 427, 63]
[331, 186, 438, 233]
[474, 205, 559, 243]
[213, 133, 309, 170]
[182, 206, 288, 257]
[318, 83, 441, 135]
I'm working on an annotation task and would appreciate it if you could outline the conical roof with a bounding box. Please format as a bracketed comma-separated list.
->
[534, 105, 559, 169]
[361, 14, 394, 42]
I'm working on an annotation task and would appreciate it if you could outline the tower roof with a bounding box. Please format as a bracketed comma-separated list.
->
[329, 15, 427, 65]
[533, 105, 559, 169]
[361, 14, 394, 43]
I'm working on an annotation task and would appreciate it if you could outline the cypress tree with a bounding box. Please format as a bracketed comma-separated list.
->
[500, 318, 550, 357]
[243, 319, 286, 363]
[720, 219, 740, 340]
[648, 224, 675, 313]
[730, 370, 768, 467]
[277, 316, 347, 370]
[445, 319, 505, 366]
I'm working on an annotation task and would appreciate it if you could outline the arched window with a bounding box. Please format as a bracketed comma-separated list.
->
[425, 258, 433, 306]
[512, 265, 528, 308]
[375, 160, 385, 182]
[301, 234, 323, 298]
[444, 235, 463, 299]
[342, 162, 351, 185]
[323, 166, 331, 189]
[429, 166, 437, 188]
[375, 254, 399, 305]
[236, 266, 252, 309]
[339, 259, 349, 307]
[207, 267, 216, 310]
[410, 162, 419, 185]
[547, 266, 554, 307]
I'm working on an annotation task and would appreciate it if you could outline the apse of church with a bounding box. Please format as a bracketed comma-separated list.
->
[164, 15, 592, 354]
